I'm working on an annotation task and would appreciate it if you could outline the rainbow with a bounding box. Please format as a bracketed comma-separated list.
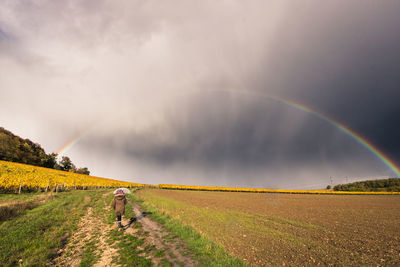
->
[56, 89, 400, 177]
[224, 89, 400, 177]
[56, 128, 94, 160]
[270, 96, 400, 177]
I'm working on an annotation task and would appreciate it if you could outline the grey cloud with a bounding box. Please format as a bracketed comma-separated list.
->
[0, 0, 399, 189]
[82, 91, 387, 176]
[0, 24, 41, 65]
[249, 0, 400, 161]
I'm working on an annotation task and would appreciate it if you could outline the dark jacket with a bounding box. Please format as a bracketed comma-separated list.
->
[112, 194, 127, 216]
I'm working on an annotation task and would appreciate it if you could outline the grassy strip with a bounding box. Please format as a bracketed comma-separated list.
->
[79, 239, 98, 267]
[108, 229, 152, 266]
[0, 190, 103, 266]
[137, 192, 323, 249]
[0, 198, 42, 221]
[0, 192, 42, 202]
[128, 193, 248, 267]
[78, 191, 106, 267]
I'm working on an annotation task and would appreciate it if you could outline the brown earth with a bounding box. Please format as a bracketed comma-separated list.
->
[137, 189, 400, 266]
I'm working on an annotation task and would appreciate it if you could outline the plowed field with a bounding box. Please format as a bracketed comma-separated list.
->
[136, 189, 400, 266]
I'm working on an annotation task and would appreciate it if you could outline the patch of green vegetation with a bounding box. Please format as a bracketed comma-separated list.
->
[160, 258, 173, 266]
[128, 193, 248, 267]
[79, 239, 98, 267]
[0, 192, 41, 202]
[136, 190, 322, 248]
[155, 249, 165, 257]
[0, 198, 43, 222]
[0, 190, 100, 266]
[108, 229, 152, 266]
[176, 260, 185, 267]
[263, 213, 321, 229]
[124, 197, 135, 219]
[136, 190, 329, 263]
[232, 212, 322, 248]
[139, 243, 157, 255]
[168, 252, 177, 259]
[334, 178, 400, 192]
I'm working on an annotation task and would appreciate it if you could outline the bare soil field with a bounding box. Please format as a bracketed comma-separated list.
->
[136, 189, 400, 266]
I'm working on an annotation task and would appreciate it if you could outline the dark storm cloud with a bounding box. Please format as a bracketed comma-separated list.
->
[1, 0, 399, 189]
[83, 90, 385, 175]
[249, 0, 400, 162]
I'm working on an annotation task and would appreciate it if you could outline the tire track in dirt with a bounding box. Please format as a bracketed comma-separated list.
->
[54, 197, 94, 267]
[54, 193, 119, 267]
[94, 193, 119, 267]
[129, 203, 196, 267]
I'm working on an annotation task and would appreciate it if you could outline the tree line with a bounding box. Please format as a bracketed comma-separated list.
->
[0, 127, 90, 175]
[334, 178, 400, 192]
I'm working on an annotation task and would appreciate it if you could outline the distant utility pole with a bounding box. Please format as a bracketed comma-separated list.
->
[330, 176, 333, 186]
[346, 176, 348, 183]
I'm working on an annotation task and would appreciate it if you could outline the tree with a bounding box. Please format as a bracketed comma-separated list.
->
[0, 127, 93, 175]
[69, 163, 77, 173]
[326, 185, 331, 190]
[54, 163, 62, 170]
[76, 167, 90, 175]
[59, 156, 73, 171]
[41, 153, 58, 168]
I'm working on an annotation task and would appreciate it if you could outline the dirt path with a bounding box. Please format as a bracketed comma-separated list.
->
[54, 194, 118, 267]
[53, 191, 197, 266]
[54, 196, 98, 267]
[93, 193, 119, 267]
[129, 203, 196, 267]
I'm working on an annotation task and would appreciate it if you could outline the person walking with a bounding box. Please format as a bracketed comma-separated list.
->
[112, 189, 127, 228]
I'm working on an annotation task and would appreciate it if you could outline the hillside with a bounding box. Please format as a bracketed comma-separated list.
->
[0, 127, 52, 167]
[334, 178, 400, 192]
[0, 160, 140, 193]
[0, 127, 89, 174]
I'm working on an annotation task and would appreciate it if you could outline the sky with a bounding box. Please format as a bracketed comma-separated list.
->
[1, 0, 400, 189]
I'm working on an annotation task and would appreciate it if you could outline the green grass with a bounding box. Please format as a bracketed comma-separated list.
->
[0, 192, 42, 202]
[160, 258, 173, 266]
[135, 190, 324, 247]
[0, 190, 104, 266]
[0, 197, 43, 222]
[77, 191, 108, 267]
[155, 249, 165, 257]
[108, 229, 152, 266]
[128, 193, 248, 267]
[79, 239, 98, 267]
[124, 196, 135, 220]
